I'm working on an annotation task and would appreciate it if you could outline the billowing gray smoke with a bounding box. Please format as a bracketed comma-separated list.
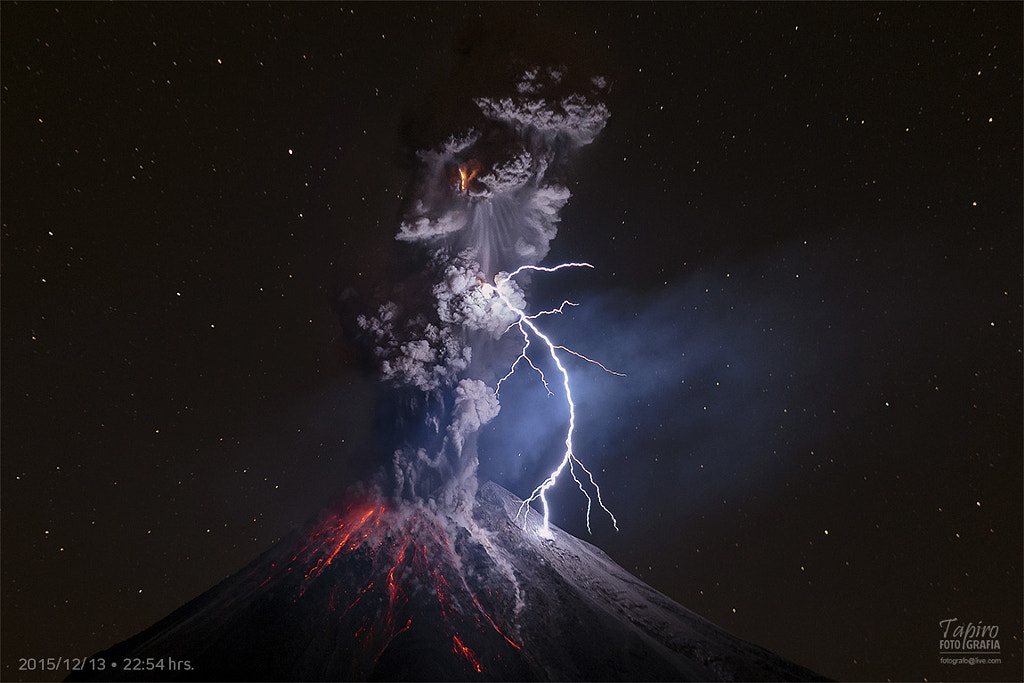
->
[357, 67, 609, 519]
[397, 68, 609, 278]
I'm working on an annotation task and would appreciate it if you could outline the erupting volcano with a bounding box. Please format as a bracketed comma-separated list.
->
[68, 66, 828, 682]
[69, 482, 824, 682]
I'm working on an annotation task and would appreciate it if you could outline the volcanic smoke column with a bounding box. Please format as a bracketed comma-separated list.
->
[357, 67, 612, 529]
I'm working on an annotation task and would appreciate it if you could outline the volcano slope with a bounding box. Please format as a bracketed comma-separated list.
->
[69, 481, 825, 681]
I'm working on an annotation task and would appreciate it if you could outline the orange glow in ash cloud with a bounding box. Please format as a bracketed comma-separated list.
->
[457, 160, 481, 193]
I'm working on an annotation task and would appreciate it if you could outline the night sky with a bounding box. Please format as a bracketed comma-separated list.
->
[2, 3, 1021, 682]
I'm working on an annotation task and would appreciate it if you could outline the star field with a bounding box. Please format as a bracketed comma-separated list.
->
[2, 4, 1021, 682]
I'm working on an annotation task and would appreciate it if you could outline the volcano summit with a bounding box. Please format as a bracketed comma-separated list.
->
[70, 481, 823, 682]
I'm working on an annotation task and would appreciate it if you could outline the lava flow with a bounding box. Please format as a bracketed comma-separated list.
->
[252, 495, 525, 678]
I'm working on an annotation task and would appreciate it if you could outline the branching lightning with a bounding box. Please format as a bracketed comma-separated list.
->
[482, 263, 622, 537]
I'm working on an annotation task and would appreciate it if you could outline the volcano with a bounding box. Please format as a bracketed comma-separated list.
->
[69, 482, 824, 681]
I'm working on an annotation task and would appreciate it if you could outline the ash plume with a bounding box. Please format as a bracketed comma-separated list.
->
[71, 53, 824, 683]
[353, 68, 610, 518]
[398, 69, 609, 277]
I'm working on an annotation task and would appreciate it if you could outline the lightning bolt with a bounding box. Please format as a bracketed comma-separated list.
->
[482, 263, 622, 538]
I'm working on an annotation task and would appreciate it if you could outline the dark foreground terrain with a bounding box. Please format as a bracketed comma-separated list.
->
[69, 482, 825, 681]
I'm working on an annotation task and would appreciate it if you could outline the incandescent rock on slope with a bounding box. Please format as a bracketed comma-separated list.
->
[69, 482, 825, 681]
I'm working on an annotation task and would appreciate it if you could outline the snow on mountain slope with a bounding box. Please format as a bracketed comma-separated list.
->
[470, 481, 824, 681]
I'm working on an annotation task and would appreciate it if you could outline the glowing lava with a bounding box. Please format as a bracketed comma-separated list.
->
[452, 634, 483, 673]
[483, 263, 622, 537]
[457, 159, 481, 193]
[256, 497, 523, 677]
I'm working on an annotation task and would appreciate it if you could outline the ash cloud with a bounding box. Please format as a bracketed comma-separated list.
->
[348, 67, 609, 518]
[397, 68, 609, 278]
